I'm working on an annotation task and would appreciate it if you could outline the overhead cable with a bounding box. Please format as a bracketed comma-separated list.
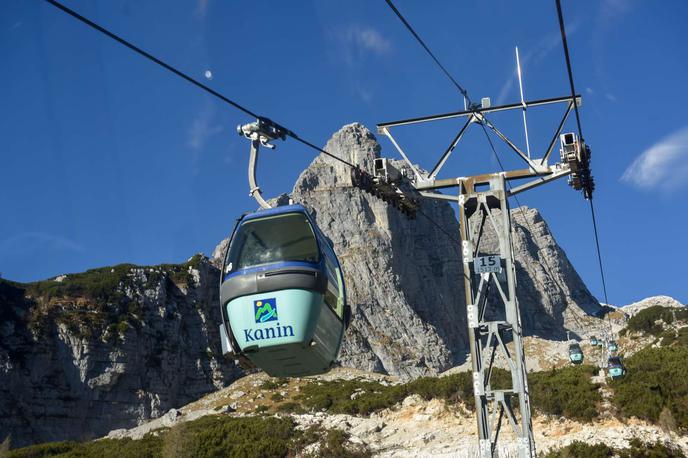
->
[43, 0, 356, 169]
[46, 0, 464, 245]
[480, 123, 603, 336]
[555, 0, 610, 307]
[383, 0, 472, 104]
[47, 0, 465, 240]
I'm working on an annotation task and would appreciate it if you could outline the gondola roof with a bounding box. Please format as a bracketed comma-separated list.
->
[241, 204, 310, 222]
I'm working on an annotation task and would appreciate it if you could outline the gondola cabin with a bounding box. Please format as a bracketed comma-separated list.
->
[608, 340, 618, 353]
[607, 356, 626, 379]
[568, 343, 584, 364]
[219, 204, 349, 377]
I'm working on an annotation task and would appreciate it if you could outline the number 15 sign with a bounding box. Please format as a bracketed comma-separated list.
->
[473, 255, 502, 274]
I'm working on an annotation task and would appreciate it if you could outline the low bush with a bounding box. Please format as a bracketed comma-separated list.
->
[8, 416, 370, 458]
[660, 327, 688, 348]
[528, 365, 601, 422]
[180, 415, 293, 457]
[8, 435, 161, 458]
[276, 401, 302, 413]
[617, 438, 685, 458]
[610, 346, 688, 431]
[622, 306, 688, 337]
[542, 438, 685, 458]
[540, 440, 613, 458]
[291, 369, 512, 416]
[294, 372, 477, 416]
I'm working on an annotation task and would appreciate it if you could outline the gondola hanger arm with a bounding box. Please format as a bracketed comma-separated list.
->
[238, 119, 288, 209]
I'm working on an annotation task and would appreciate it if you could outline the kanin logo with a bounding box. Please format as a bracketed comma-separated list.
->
[245, 298, 294, 343]
[254, 298, 278, 323]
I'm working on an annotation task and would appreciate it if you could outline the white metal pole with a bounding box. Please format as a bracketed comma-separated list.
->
[516, 47, 532, 159]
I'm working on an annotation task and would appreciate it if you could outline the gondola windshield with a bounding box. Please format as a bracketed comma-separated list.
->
[225, 213, 319, 275]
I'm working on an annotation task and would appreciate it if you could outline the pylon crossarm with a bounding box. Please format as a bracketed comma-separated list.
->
[416, 166, 555, 191]
[377, 95, 580, 129]
[507, 166, 572, 196]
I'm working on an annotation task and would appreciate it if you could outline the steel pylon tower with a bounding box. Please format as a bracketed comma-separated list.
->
[459, 175, 534, 457]
[374, 94, 594, 457]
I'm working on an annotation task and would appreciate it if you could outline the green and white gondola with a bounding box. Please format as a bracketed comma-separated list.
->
[607, 356, 626, 379]
[218, 204, 349, 377]
[568, 343, 584, 364]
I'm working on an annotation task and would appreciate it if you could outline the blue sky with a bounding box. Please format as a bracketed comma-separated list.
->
[1, 0, 687, 305]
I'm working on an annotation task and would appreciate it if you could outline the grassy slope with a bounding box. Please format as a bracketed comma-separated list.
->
[611, 305, 688, 432]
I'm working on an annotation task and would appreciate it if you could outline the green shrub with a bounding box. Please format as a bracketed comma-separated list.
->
[8, 416, 371, 458]
[276, 402, 302, 413]
[254, 405, 269, 414]
[540, 440, 613, 458]
[8, 435, 162, 458]
[180, 416, 293, 458]
[660, 327, 688, 348]
[623, 306, 688, 337]
[611, 346, 688, 431]
[7, 441, 78, 458]
[315, 428, 371, 458]
[25, 264, 136, 304]
[291, 369, 514, 416]
[542, 438, 685, 458]
[260, 380, 280, 390]
[617, 438, 685, 458]
[528, 365, 601, 422]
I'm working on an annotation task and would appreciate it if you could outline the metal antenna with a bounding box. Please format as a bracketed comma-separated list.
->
[515, 47, 532, 159]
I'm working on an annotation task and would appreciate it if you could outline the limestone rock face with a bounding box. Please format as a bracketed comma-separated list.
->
[214, 123, 601, 378]
[0, 257, 241, 447]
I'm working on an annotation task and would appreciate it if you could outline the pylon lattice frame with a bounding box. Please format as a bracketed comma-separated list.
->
[459, 175, 534, 458]
[375, 94, 589, 458]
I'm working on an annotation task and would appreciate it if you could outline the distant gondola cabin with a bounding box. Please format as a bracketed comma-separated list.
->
[607, 356, 626, 379]
[568, 343, 584, 364]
